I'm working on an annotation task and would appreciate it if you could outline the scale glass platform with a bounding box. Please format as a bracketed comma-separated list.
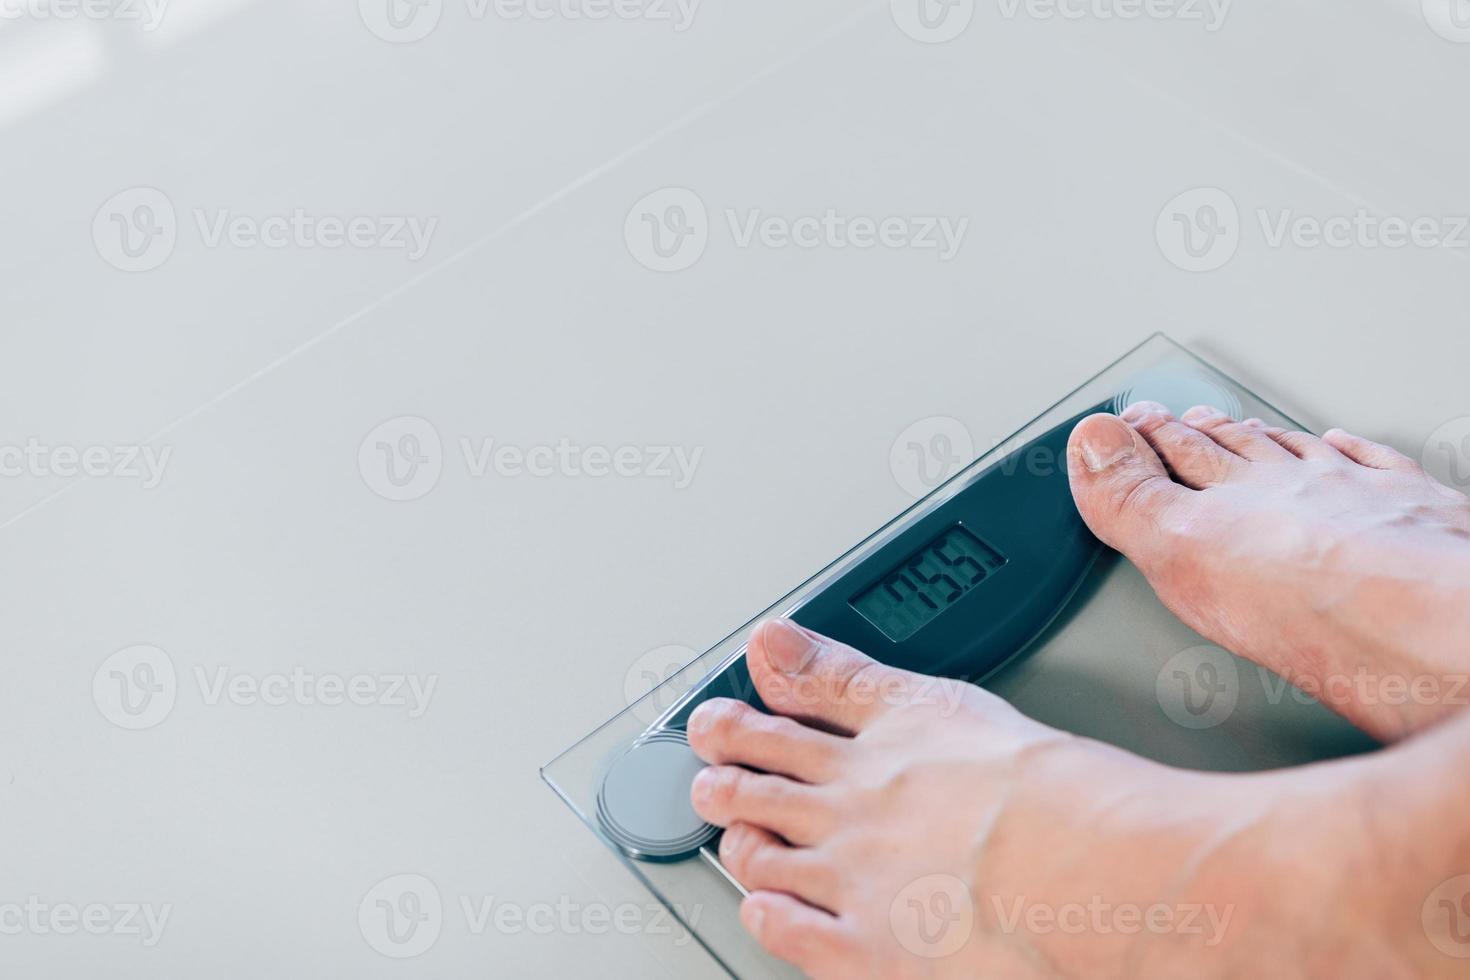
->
[542, 333, 1377, 978]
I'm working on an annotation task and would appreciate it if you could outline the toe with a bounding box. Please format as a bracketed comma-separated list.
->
[691, 765, 836, 845]
[1066, 413, 1196, 560]
[1120, 401, 1243, 488]
[746, 618, 940, 735]
[1321, 428, 1419, 472]
[688, 698, 850, 784]
[1254, 425, 1343, 461]
[720, 823, 844, 912]
[1181, 406, 1295, 462]
[741, 891, 859, 979]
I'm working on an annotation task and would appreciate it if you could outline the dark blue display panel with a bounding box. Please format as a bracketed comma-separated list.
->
[666, 405, 1107, 725]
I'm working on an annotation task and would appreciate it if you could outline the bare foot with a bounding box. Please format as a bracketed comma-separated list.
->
[1067, 404, 1470, 741]
[686, 620, 1398, 980]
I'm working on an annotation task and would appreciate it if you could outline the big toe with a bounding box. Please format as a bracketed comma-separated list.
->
[745, 618, 938, 735]
[1067, 413, 1194, 562]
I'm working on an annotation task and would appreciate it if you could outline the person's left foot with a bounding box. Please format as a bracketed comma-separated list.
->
[687, 619, 1377, 979]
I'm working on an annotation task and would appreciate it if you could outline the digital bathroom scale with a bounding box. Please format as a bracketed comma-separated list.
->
[542, 333, 1377, 978]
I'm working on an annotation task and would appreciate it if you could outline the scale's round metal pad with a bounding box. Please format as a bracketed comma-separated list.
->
[1114, 367, 1242, 421]
[597, 729, 720, 861]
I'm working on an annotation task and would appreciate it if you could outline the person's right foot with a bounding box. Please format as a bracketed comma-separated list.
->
[1066, 403, 1470, 742]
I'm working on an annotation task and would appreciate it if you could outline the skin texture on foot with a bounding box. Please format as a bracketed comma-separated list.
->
[1066, 404, 1470, 742]
[687, 619, 1470, 979]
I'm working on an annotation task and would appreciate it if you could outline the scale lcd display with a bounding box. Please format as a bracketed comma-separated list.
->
[848, 524, 1007, 643]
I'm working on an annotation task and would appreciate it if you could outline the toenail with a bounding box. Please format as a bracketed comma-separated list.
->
[1121, 400, 1170, 422]
[1077, 416, 1137, 472]
[721, 824, 750, 862]
[762, 619, 820, 674]
[1181, 405, 1223, 422]
[691, 767, 718, 805]
[689, 702, 721, 737]
[744, 901, 765, 938]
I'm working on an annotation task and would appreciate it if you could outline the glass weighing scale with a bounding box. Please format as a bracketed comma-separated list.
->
[542, 333, 1377, 978]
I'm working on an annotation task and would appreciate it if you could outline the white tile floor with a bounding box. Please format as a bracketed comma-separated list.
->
[1, 1, 1468, 976]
